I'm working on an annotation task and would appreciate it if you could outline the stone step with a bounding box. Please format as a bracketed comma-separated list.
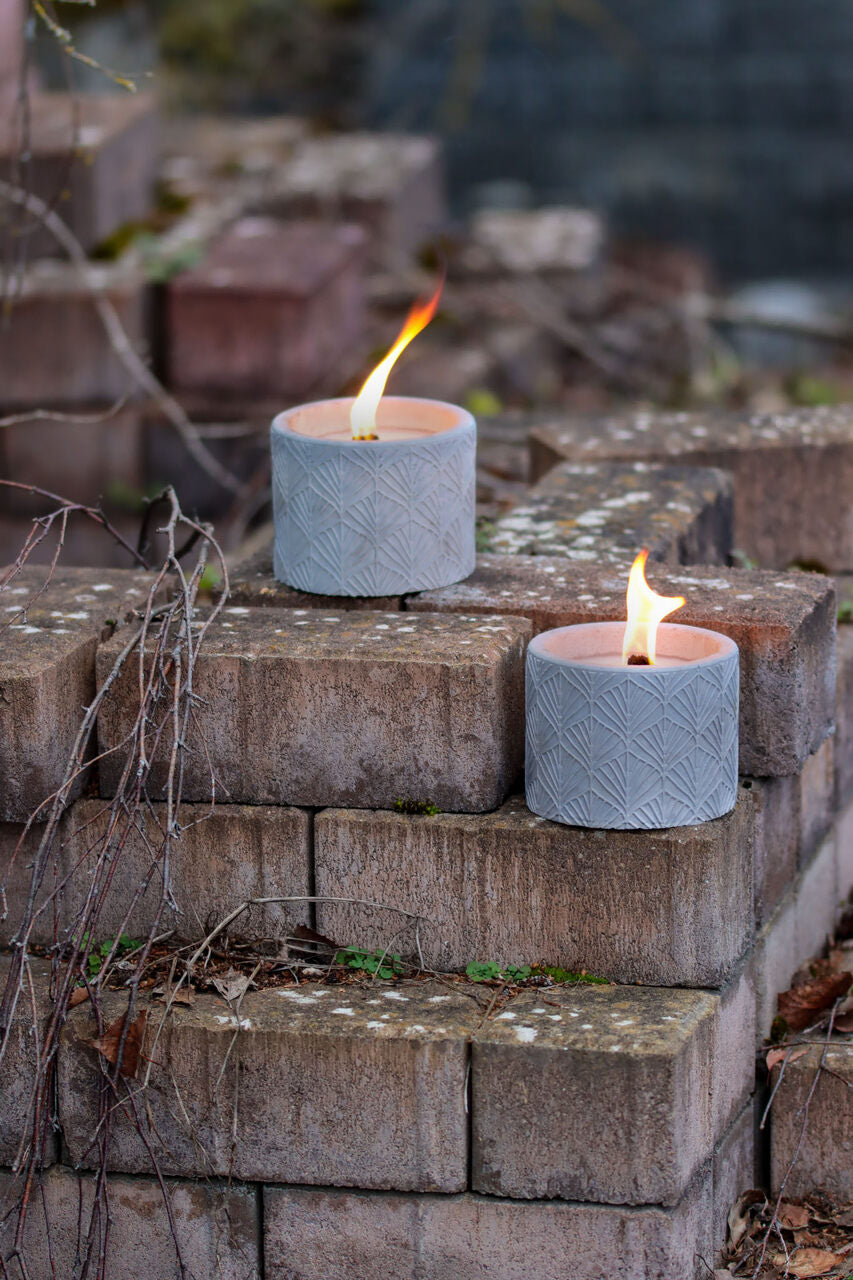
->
[411, 553, 836, 778]
[166, 218, 367, 402]
[528, 405, 853, 571]
[0, 93, 158, 258]
[770, 1036, 853, 1202]
[487, 462, 733, 565]
[0, 567, 156, 822]
[96, 608, 530, 812]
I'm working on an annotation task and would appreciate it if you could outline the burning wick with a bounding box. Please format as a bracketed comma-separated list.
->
[622, 550, 686, 666]
[350, 271, 445, 441]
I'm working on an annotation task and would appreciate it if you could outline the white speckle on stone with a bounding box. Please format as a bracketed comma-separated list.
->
[279, 990, 318, 1004]
[568, 1012, 579, 1018]
[614, 1019, 635, 1027]
[366, 1020, 385, 1030]
[227, 607, 250, 614]
[547, 1015, 562, 1021]
[661, 1015, 676, 1021]
[91, 583, 114, 592]
[397, 625, 415, 632]
[293, 609, 307, 614]
[366, 999, 380, 1005]
[609, 1044, 621, 1052]
[581, 1024, 593, 1030]
[331, 1007, 354, 1016]
[532, 1007, 547, 1014]
[428, 995, 451, 1003]
[515, 1027, 537, 1043]
[407, 1024, 427, 1034]
[735, 594, 754, 601]
[62, 611, 89, 620]
[294, 620, 310, 625]
[322, 617, 340, 622]
[10, 625, 40, 633]
[775, 582, 798, 589]
[496, 1011, 517, 1021]
[383, 991, 409, 1001]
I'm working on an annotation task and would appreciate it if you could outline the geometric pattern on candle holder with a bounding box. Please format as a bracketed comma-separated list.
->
[271, 422, 476, 596]
[525, 645, 739, 830]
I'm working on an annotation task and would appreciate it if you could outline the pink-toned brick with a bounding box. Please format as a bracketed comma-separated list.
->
[771, 1039, 853, 1201]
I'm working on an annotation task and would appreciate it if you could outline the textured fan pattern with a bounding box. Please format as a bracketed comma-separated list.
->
[525, 647, 739, 829]
[271, 424, 476, 596]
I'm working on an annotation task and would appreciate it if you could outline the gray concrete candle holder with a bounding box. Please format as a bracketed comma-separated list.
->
[525, 621, 739, 829]
[270, 396, 476, 596]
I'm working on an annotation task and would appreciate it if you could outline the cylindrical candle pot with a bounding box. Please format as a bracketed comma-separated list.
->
[270, 396, 476, 596]
[526, 621, 739, 830]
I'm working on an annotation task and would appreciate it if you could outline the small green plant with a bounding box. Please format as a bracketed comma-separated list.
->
[139, 234, 204, 284]
[86, 934, 141, 979]
[335, 947, 404, 980]
[475, 518, 497, 552]
[199, 564, 223, 594]
[466, 961, 531, 983]
[839, 601, 853, 625]
[533, 964, 608, 986]
[730, 549, 758, 571]
[464, 388, 504, 418]
[393, 798, 440, 816]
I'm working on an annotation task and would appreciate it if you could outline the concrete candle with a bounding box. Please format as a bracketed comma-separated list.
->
[525, 555, 739, 829]
[270, 273, 476, 596]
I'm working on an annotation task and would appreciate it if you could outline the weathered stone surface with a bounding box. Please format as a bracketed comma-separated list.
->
[472, 985, 717, 1206]
[59, 981, 476, 1190]
[97, 609, 529, 812]
[712, 1102, 756, 1261]
[795, 833, 839, 963]
[0, 1167, 259, 1280]
[0, 93, 158, 257]
[254, 133, 446, 259]
[753, 890, 798, 1044]
[836, 624, 853, 805]
[315, 796, 754, 987]
[49, 799, 311, 945]
[0, 955, 55, 1166]
[528, 405, 853, 571]
[463, 207, 604, 276]
[0, 567, 154, 822]
[0, 261, 147, 409]
[0, 0, 23, 104]
[799, 735, 835, 863]
[263, 1173, 714, 1280]
[167, 218, 367, 400]
[161, 114, 307, 204]
[771, 1038, 853, 1201]
[837, 793, 853, 908]
[487, 461, 733, 565]
[714, 966, 758, 1140]
[226, 542, 401, 611]
[412, 554, 837, 777]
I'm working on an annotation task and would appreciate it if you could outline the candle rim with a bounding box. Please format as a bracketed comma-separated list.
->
[272, 395, 476, 445]
[529, 619, 738, 671]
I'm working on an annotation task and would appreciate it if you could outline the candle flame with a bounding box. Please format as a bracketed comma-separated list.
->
[350, 272, 444, 440]
[622, 550, 685, 666]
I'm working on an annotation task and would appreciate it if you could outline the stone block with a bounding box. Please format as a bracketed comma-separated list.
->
[52, 799, 312, 945]
[411, 555, 837, 777]
[487, 462, 733, 565]
[0, 510, 141, 570]
[836, 624, 853, 806]
[0, 1167, 259, 1280]
[0, 567, 155, 822]
[254, 133, 446, 259]
[472, 985, 717, 1206]
[798, 735, 836, 864]
[226, 542, 400, 612]
[463, 207, 604, 276]
[0, 260, 147, 410]
[0, 0, 23, 104]
[770, 1038, 853, 1201]
[166, 218, 366, 401]
[795, 833, 839, 963]
[97, 608, 529, 812]
[528, 405, 853, 571]
[263, 1174, 714, 1280]
[753, 890, 798, 1045]
[0, 955, 55, 1166]
[59, 981, 476, 1190]
[712, 1102, 756, 1260]
[714, 966, 758, 1140]
[315, 796, 754, 987]
[0, 93, 158, 258]
[746, 775, 799, 926]
[837, 794, 853, 905]
[0, 407, 144, 519]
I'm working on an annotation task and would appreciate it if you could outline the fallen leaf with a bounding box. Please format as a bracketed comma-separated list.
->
[728, 1189, 766, 1249]
[833, 1205, 853, 1228]
[152, 983, 194, 1007]
[86, 1010, 147, 1079]
[767, 1046, 809, 1073]
[785, 1247, 846, 1277]
[212, 970, 253, 1005]
[778, 972, 852, 1032]
[287, 924, 338, 963]
[780, 1202, 812, 1230]
[69, 987, 90, 1008]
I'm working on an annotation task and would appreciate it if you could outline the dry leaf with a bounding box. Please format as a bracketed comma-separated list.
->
[287, 924, 338, 963]
[785, 1247, 846, 1277]
[767, 1046, 809, 1073]
[833, 1205, 853, 1228]
[728, 1189, 765, 1249]
[212, 970, 253, 1005]
[778, 971, 852, 1032]
[780, 1202, 812, 1231]
[69, 987, 90, 1008]
[86, 1010, 147, 1079]
[152, 983, 194, 1007]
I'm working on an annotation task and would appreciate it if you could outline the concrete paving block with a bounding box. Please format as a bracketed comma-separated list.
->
[0, 0, 23, 104]
[712, 1101, 756, 1261]
[412, 554, 837, 777]
[798, 735, 836, 864]
[226, 542, 401, 611]
[795, 834, 839, 963]
[714, 966, 757, 1140]
[835, 624, 853, 806]
[97, 609, 529, 812]
[57, 799, 312, 945]
[254, 132, 446, 259]
[0, 955, 55, 1166]
[0, 261, 147, 409]
[770, 1037, 853, 1201]
[753, 890, 798, 1045]
[837, 794, 853, 904]
[166, 218, 367, 401]
[0, 92, 158, 257]
[0, 567, 156, 822]
[263, 1173, 714, 1280]
[747, 774, 799, 926]
[59, 981, 476, 1190]
[472, 985, 717, 1206]
[488, 461, 732, 565]
[315, 796, 754, 987]
[0, 1167, 259, 1280]
[528, 405, 853, 571]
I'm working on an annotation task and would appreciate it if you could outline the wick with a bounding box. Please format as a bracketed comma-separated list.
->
[626, 653, 651, 666]
[353, 433, 379, 441]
